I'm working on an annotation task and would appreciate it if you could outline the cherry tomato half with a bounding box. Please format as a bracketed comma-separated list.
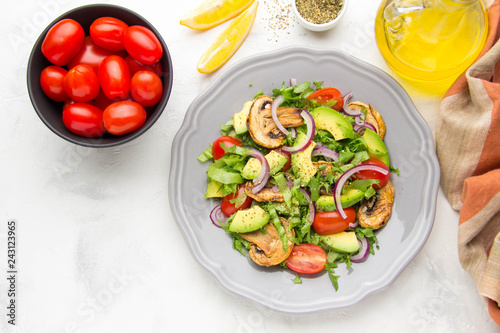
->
[286, 244, 327, 274]
[63, 64, 100, 102]
[212, 136, 243, 160]
[98, 55, 131, 100]
[67, 36, 126, 70]
[307, 87, 344, 111]
[62, 103, 105, 137]
[90, 17, 129, 51]
[40, 66, 68, 102]
[125, 55, 163, 77]
[130, 70, 163, 107]
[313, 207, 357, 235]
[220, 184, 253, 218]
[41, 19, 84, 66]
[103, 100, 147, 135]
[123, 26, 163, 65]
[354, 158, 390, 189]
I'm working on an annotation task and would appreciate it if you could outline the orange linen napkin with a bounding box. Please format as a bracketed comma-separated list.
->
[436, 0, 500, 326]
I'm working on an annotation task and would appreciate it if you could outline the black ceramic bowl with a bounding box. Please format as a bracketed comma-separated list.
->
[27, 4, 173, 147]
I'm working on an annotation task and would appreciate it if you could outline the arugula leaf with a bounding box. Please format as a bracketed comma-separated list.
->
[254, 90, 264, 99]
[308, 176, 321, 202]
[313, 81, 324, 90]
[355, 227, 379, 255]
[293, 81, 311, 94]
[390, 166, 400, 175]
[325, 261, 340, 291]
[347, 179, 379, 193]
[292, 273, 303, 284]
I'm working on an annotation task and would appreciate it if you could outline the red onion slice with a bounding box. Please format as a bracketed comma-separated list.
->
[349, 220, 359, 229]
[210, 204, 227, 228]
[351, 235, 370, 263]
[290, 78, 297, 87]
[354, 115, 365, 125]
[299, 188, 315, 225]
[333, 164, 389, 219]
[341, 92, 363, 117]
[312, 142, 339, 162]
[289, 127, 297, 138]
[282, 109, 316, 154]
[353, 121, 377, 134]
[271, 95, 289, 136]
[246, 147, 270, 194]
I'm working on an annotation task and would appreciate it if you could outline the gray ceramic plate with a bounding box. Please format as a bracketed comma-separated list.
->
[169, 47, 440, 313]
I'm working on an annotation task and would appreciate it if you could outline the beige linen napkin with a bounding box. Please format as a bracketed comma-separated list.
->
[436, 0, 500, 325]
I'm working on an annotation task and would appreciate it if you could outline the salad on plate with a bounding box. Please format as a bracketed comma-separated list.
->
[197, 80, 397, 290]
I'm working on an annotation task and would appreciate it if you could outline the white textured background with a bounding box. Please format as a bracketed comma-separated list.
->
[0, 0, 499, 332]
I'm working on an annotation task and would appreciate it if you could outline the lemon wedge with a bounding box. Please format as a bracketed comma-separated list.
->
[197, 1, 258, 74]
[181, 0, 255, 30]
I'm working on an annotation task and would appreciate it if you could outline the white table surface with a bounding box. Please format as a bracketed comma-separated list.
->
[1, 0, 499, 332]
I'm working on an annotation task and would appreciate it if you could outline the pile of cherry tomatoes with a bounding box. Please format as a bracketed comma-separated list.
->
[39, 17, 164, 137]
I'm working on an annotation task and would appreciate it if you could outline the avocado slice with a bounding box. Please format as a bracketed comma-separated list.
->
[310, 106, 355, 140]
[229, 205, 270, 233]
[204, 179, 225, 198]
[241, 150, 287, 180]
[291, 132, 318, 186]
[320, 231, 360, 253]
[315, 189, 365, 211]
[362, 128, 389, 166]
[233, 101, 252, 135]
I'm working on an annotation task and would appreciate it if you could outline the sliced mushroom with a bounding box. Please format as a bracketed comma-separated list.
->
[357, 181, 394, 229]
[247, 95, 303, 148]
[348, 101, 386, 139]
[245, 181, 284, 202]
[239, 217, 294, 267]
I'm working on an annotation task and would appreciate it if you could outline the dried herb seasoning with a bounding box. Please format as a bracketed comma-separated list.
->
[296, 0, 343, 24]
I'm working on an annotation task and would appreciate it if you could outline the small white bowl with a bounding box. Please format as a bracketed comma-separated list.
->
[292, 0, 347, 32]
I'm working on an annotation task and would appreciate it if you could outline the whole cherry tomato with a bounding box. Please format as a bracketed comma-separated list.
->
[220, 184, 253, 217]
[313, 207, 357, 235]
[124, 55, 163, 77]
[63, 99, 77, 110]
[354, 158, 390, 189]
[93, 91, 132, 111]
[307, 87, 344, 111]
[130, 70, 163, 107]
[40, 66, 68, 102]
[63, 64, 100, 102]
[93, 90, 114, 111]
[98, 55, 131, 100]
[103, 101, 146, 135]
[67, 36, 126, 70]
[41, 19, 85, 66]
[62, 103, 105, 137]
[123, 26, 163, 65]
[285, 244, 327, 274]
[90, 17, 129, 51]
[212, 136, 243, 160]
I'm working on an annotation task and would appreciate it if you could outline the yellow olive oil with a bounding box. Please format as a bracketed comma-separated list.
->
[375, 0, 488, 92]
